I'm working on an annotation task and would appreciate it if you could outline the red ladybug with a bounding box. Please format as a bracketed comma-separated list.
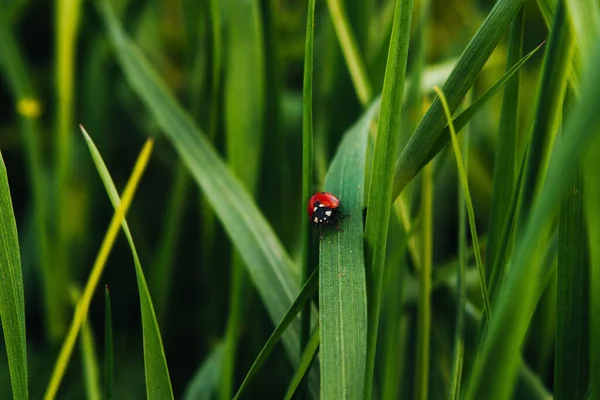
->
[308, 192, 344, 238]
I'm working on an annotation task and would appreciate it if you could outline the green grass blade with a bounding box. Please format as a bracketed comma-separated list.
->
[319, 99, 379, 399]
[554, 86, 589, 400]
[100, 1, 304, 366]
[80, 128, 173, 400]
[183, 344, 225, 400]
[44, 138, 155, 400]
[584, 134, 600, 400]
[392, 0, 526, 201]
[326, 0, 372, 105]
[434, 86, 491, 323]
[0, 151, 28, 400]
[0, 8, 58, 341]
[414, 161, 433, 400]
[415, 41, 544, 175]
[283, 325, 320, 400]
[104, 286, 114, 400]
[301, 0, 316, 357]
[233, 268, 319, 400]
[463, 34, 600, 400]
[518, 1, 574, 221]
[363, 0, 413, 396]
[485, 6, 524, 278]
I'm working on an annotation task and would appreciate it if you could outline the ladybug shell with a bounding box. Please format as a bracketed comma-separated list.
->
[307, 192, 340, 218]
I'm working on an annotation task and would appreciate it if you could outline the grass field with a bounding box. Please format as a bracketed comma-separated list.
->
[0, 0, 599, 399]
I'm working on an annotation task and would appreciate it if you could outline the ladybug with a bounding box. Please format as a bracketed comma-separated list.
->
[308, 192, 345, 238]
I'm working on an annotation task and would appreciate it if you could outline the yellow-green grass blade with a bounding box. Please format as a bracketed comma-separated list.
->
[415, 41, 543, 174]
[234, 268, 319, 400]
[463, 35, 600, 400]
[392, 0, 526, 201]
[485, 6, 524, 279]
[283, 325, 320, 400]
[319, 99, 380, 399]
[363, 0, 413, 397]
[44, 138, 154, 400]
[100, 0, 303, 367]
[583, 133, 600, 400]
[54, 0, 84, 341]
[435, 86, 491, 325]
[0, 8, 58, 341]
[554, 87, 589, 400]
[69, 286, 101, 400]
[80, 128, 173, 400]
[518, 1, 573, 222]
[104, 286, 114, 400]
[0, 151, 28, 400]
[183, 344, 225, 400]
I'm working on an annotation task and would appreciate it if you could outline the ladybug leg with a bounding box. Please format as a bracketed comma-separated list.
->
[318, 226, 325, 241]
[335, 222, 343, 232]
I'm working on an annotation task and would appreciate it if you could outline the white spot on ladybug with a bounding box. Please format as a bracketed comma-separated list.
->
[318, 203, 325, 207]
[325, 210, 332, 217]
[313, 207, 318, 212]
[313, 217, 319, 223]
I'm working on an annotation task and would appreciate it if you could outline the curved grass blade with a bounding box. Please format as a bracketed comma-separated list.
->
[100, 1, 303, 366]
[416, 41, 544, 173]
[463, 34, 600, 400]
[80, 127, 173, 400]
[392, 0, 526, 201]
[363, 0, 413, 397]
[283, 325, 320, 400]
[233, 267, 319, 400]
[434, 86, 491, 324]
[320, 99, 380, 400]
[44, 138, 154, 400]
[0, 151, 28, 400]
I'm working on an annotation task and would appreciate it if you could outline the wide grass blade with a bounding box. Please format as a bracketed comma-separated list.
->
[392, 0, 526, 200]
[463, 33, 600, 400]
[183, 344, 225, 400]
[363, 0, 413, 397]
[100, 0, 303, 368]
[80, 128, 173, 400]
[233, 268, 319, 400]
[485, 6, 524, 278]
[0, 151, 28, 400]
[44, 138, 154, 400]
[319, 99, 379, 399]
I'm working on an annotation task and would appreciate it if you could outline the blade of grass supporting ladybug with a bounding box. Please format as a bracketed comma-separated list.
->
[221, 1, 265, 396]
[392, 0, 526, 201]
[517, 1, 573, 224]
[364, 0, 413, 397]
[233, 267, 319, 400]
[583, 134, 600, 400]
[554, 86, 589, 400]
[183, 344, 225, 400]
[300, 0, 316, 362]
[44, 138, 155, 400]
[416, 41, 544, 174]
[104, 286, 114, 400]
[463, 36, 600, 400]
[319, 99, 379, 399]
[485, 6, 524, 279]
[0, 8, 58, 341]
[414, 160, 433, 400]
[435, 86, 491, 326]
[80, 128, 173, 400]
[54, 0, 83, 341]
[69, 286, 101, 400]
[283, 325, 320, 400]
[0, 151, 28, 400]
[326, 0, 372, 105]
[448, 92, 472, 400]
[100, 0, 304, 369]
